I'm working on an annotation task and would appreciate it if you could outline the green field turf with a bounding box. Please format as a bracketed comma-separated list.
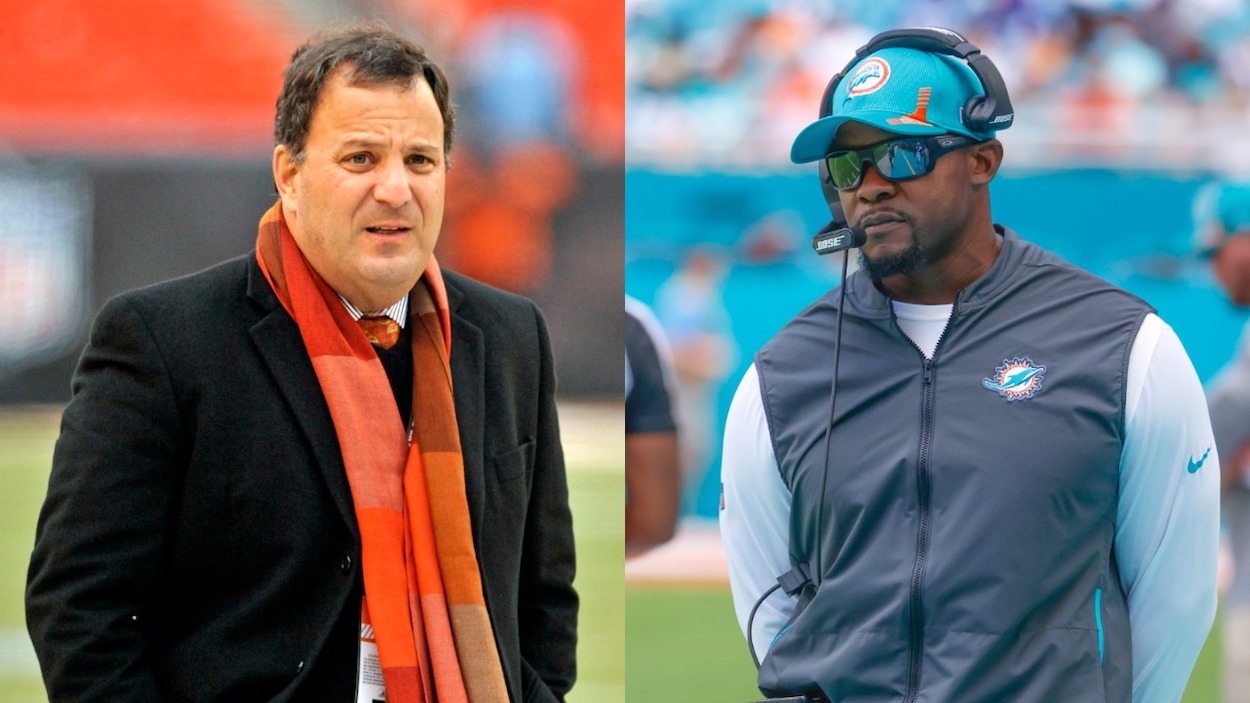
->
[0, 408, 59, 701]
[626, 586, 1224, 702]
[0, 403, 624, 703]
[563, 402, 626, 703]
[626, 587, 760, 701]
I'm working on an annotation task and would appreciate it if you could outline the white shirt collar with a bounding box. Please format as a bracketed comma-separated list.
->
[336, 294, 408, 328]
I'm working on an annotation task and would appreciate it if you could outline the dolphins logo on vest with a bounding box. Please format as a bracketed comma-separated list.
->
[982, 357, 1047, 401]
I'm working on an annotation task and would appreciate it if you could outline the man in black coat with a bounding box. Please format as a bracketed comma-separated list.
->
[26, 22, 577, 703]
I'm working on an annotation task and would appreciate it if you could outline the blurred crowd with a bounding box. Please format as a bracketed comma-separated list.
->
[626, 0, 1250, 170]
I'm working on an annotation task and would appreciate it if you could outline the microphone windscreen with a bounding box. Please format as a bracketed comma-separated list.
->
[812, 221, 867, 255]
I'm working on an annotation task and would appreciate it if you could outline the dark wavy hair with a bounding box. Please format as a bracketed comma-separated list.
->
[274, 22, 455, 163]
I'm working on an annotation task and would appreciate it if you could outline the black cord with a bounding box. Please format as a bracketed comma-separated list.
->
[813, 252, 852, 598]
[746, 582, 782, 669]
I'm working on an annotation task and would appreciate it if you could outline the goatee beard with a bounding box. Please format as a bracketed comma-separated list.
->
[859, 244, 925, 281]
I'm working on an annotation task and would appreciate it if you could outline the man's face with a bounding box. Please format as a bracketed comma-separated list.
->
[274, 68, 446, 311]
[1212, 233, 1250, 307]
[833, 122, 975, 280]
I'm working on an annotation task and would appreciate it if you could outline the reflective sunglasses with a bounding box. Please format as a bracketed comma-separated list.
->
[825, 134, 976, 191]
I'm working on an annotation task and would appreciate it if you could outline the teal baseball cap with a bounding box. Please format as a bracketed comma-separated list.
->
[791, 46, 996, 164]
[1193, 181, 1250, 257]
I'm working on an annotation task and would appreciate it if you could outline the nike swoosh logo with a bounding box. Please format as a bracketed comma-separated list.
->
[1188, 446, 1212, 474]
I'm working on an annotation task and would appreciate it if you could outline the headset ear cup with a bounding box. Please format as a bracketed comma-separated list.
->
[818, 158, 835, 210]
[961, 52, 1013, 132]
[818, 159, 847, 227]
[962, 94, 989, 132]
[962, 93, 1001, 133]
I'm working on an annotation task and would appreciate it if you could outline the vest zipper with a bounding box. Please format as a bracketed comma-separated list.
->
[893, 296, 959, 703]
[905, 357, 935, 703]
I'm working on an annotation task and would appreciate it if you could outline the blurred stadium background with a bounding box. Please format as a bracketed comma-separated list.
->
[0, 0, 622, 701]
[625, 0, 1250, 701]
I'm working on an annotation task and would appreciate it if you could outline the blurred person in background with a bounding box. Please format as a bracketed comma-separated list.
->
[1195, 180, 1250, 703]
[719, 27, 1218, 702]
[437, 11, 580, 294]
[625, 295, 682, 556]
[25, 22, 577, 703]
[654, 247, 737, 510]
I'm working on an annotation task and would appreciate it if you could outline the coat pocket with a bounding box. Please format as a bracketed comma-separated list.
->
[492, 439, 535, 483]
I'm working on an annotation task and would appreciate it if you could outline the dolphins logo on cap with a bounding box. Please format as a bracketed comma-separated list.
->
[847, 58, 890, 97]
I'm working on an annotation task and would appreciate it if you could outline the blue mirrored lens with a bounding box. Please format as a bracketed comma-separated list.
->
[825, 138, 939, 190]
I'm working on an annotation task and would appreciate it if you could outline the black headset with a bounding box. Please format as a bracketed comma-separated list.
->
[814, 27, 1014, 228]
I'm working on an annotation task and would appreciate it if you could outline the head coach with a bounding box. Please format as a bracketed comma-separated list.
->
[719, 27, 1218, 702]
[26, 22, 576, 703]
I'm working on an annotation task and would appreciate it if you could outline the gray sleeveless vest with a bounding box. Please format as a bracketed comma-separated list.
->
[755, 229, 1151, 703]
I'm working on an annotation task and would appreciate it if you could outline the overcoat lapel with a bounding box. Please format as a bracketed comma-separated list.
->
[244, 259, 359, 539]
[446, 278, 486, 548]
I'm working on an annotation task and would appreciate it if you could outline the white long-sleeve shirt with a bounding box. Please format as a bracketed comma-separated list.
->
[721, 309, 1219, 702]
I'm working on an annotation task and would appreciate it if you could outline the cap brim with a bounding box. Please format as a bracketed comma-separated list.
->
[790, 113, 950, 164]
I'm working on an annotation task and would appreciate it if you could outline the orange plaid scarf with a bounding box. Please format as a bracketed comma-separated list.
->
[255, 203, 508, 703]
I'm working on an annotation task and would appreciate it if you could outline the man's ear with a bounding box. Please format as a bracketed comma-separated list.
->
[273, 145, 299, 210]
[968, 138, 1004, 186]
